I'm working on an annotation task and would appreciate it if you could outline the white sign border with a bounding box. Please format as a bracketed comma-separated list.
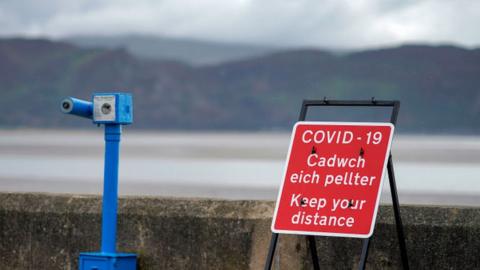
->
[271, 121, 395, 238]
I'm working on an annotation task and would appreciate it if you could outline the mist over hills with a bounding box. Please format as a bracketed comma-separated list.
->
[65, 35, 280, 65]
[1, 37, 479, 133]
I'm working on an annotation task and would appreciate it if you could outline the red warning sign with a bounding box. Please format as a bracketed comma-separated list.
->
[272, 122, 394, 238]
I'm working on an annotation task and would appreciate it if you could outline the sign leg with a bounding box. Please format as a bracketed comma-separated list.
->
[264, 233, 279, 270]
[387, 155, 410, 270]
[307, 235, 321, 270]
[358, 238, 371, 270]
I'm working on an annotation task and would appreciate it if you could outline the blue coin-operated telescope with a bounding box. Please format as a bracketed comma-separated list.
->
[61, 93, 136, 270]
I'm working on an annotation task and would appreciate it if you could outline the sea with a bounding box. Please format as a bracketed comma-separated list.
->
[0, 129, 479, 206]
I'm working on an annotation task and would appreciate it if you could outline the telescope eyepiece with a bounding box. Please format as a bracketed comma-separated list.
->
[60, 97, 92, 119]
[61, 98, 74, 113]
[62, 102, 69, 109]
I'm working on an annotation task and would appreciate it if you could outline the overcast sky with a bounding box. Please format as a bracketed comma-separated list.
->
[0, 0, 478, 48]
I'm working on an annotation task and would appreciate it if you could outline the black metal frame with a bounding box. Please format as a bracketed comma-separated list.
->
[264, 98, 409, 270]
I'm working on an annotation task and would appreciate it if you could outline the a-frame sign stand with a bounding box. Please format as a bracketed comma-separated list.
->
[264, 98, 409, 270]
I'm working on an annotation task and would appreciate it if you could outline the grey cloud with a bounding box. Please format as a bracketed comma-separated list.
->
[0, 0, 478, 48]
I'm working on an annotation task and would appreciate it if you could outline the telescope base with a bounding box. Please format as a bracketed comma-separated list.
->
[79, 252, 136, 270]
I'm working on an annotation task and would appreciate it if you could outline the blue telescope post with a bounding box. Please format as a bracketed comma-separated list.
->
[102, 124, 121, 254]
[61, 93, 136, 270]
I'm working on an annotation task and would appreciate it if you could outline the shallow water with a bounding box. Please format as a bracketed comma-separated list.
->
[0, 129, 479, 205]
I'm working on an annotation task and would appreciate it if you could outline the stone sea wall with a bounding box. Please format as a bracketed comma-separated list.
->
[0, 192, 479, 269]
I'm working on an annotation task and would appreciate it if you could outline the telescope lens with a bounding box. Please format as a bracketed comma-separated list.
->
[101, 103, 112, 114]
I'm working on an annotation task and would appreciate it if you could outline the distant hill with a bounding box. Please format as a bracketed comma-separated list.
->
[65, 34, 280, 65]
[1, 37, 480, 134]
